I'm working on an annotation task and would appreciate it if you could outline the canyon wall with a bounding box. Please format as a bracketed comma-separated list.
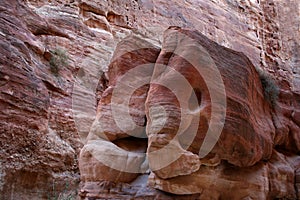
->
[0, 0, 299, 199]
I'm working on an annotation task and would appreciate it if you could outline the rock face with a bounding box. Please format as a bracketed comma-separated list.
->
[149, 150, 299, 199]
[79, 35, 160, 183]
[0, 0, 299, 199]
[0, 1, 81, 199]
[146, 27, 273, 177]
[79, 27, 300, 199]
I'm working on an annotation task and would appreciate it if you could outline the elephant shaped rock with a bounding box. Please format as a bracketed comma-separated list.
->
[79, 27, 299, 198]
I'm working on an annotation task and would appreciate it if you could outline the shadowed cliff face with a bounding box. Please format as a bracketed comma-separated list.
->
[0, 0, 299, 199]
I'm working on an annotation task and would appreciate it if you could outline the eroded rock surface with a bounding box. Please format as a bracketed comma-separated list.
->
[79, 27, 300, 199]
[0, 1, 81, 199]
[0, 0, 299, 199]
[149, 150, 299, 199]
[146, 27, 273, 180]
[79, 35, 160, 183]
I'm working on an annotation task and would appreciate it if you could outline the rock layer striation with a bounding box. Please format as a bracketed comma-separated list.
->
[0, 0, 299, 199]
[79, 27, 300, 199]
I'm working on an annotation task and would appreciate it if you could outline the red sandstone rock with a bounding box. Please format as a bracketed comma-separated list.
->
[0, 0, 81, 199]
[79, 27, 300, 199]
[149, 150, 297, 199]
[0, 0, 299, 199]
[146, 27, 274, 181]
[79, 35, 160, 183]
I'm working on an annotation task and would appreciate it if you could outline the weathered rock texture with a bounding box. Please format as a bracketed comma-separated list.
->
[79, 36, 160, 183]
[149, 150, 300, 199]
[79, 27, 300, 199]
[146, 27, 273, 177]
[0, 0, 299, 199]
[0, 0, 81, 199]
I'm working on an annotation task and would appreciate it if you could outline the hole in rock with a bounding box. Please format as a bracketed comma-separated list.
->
[112, 136, 148, 153]
[188, 88, 202, 111]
